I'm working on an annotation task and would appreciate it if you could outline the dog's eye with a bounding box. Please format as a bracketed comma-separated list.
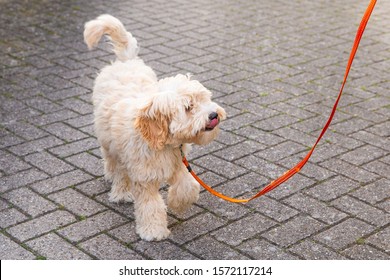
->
[185, 103, 193, 112]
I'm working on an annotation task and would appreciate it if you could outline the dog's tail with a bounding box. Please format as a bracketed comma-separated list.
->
[84, 14, 139, 62]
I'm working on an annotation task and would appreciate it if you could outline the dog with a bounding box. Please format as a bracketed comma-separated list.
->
[84, 15, 226, 241]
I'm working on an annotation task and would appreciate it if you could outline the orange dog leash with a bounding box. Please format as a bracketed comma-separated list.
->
[181, 0, 378, 203]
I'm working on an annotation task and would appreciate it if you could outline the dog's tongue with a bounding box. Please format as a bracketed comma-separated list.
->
[206, 118, 219, 130]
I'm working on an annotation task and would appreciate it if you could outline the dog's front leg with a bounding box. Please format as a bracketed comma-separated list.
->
[133, 182, 170, 241]
[167, 165, 200, 214]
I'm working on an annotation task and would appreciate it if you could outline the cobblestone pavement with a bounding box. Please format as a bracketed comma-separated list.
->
[1, 0, 389, 260]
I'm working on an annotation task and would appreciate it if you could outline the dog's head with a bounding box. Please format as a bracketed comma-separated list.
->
[135, 74, 226, 150]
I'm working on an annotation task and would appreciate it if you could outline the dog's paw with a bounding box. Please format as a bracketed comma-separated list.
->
[109, 189, 134, 203]
[137, 225, 170, 241]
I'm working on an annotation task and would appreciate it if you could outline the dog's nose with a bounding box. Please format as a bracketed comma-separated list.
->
[209, 112, 218, 120]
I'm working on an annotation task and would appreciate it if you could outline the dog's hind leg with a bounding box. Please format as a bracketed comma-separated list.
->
[108, 165, 134, 203]
[100, 146, 133, 203]
[101, 146, 115, 182]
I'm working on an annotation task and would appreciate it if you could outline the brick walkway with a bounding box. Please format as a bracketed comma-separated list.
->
[1, 0, 389, 260]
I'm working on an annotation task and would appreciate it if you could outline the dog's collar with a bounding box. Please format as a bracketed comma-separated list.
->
[179, 144, 192, 173]
[179, 144, 185, 158]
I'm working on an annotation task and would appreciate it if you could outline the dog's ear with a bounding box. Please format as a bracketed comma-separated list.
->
[134, 92, 173, 150]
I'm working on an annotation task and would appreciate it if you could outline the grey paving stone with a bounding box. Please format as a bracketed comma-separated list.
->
[366, 121, 390, 137]
[235, 126, 284, 146]
[0, 134, 24, 149]
[75, 178, 110, 197]
[31, 170, 93, 194]
[4, 187, 57, 217]
[280, 156, 336, 181]
[339, 145, 387, 166]
[267, 173, 316, 200]
[0, 233, 35, 260]
[134, 240, 198, 260]
[256, 141, 308, 162]
[332, 195, 390, 226]
[0, 150, 31, 175]
[215, 172, 268, 198]
[169, 212, 226, 245]
[0, 168, 49, 193]
[43, 122, 88, 142]
[189, 171, 227, 190]
[253, 114, 300, 132]
[30, 109, 80, 127]
[307, 144, 348, 163]
[363, 160, 390, 179]
[65, 114, 94, 129]
[46, 87, 90, 101]
[197, 191, 250, 220]
[289, 240, 346, 260]
[3, 121, 48, 140]
[211, 213, 276, 246]
[213, 140, 266, 161]
[284, 193, 347, 225]
[331, 118, 373, 135]
[216, 91, 261, 106]
[24, 151, 74, 176]
[193, 155, 247, 179]
[269, 102, 316, 120]
[0, 208, 28, 228]
[49, 138, 99, 158]
[26, 233, 92, 260]
[247, 196, 299, 222]
[252, 91, 292, 106]
[61, 98, 93, 115]
[262, 215, 325, 247]
[367, 226, 390, 253]
[304, 175, 358, 202]
[187, 140, 225, 160]
[321, 159, 379, 183]
[7, 210, 76, 242]
[108, 222, 139, 244]
[380, 155, 390, 165]
[238, 239, 298, 260]
[79, 234, 143, 260]
[25, 96, 62, 113]
[48, 188, 107, 217]
[351, 178, 389, 205]
[342, 244, 389, 260]
[8, 135, 64, 156]
[0, 198, 9, 211]
[220, 113, 264, 131]
[314, 218, 375, 250]
[350, 130, 390, 152]
[65, 152, 104, 177]
[58, 211, 127, 243]
[378, 200, 390, 213]
[273, 127, 317, 147]
[95, 192, 135, 219]
[215, 130, 245, 146]
[235, 155, 286, 179]
[321, 130, 364, 150]
[186, 236, 249, 260]
[233, 101, 280, 119]
[291, 116, 328, 135]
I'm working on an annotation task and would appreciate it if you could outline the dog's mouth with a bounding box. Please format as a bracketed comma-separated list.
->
[205, 116, 219, 131]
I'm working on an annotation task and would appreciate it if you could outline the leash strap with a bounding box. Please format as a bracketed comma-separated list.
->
[182, 0, 377, 203]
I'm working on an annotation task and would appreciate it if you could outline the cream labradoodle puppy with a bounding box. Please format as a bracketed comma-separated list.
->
[84, 15, 226, 241]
